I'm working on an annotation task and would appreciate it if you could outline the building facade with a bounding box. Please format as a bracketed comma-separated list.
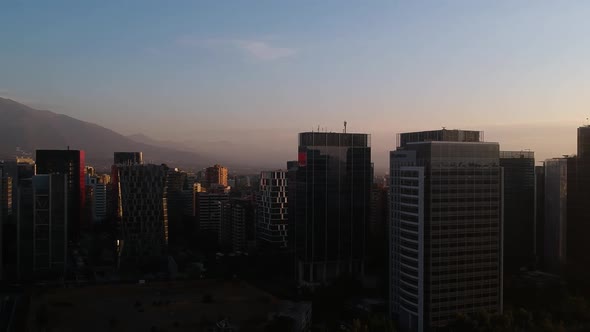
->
[499, 151, 535, 273]
[86, 174, 109, 223]
[257, 170, 289, 249]
[17, 174, 68, 280]
[114, 152, 143, 165]
[390, 130, 503, 331]
[220, 198, 256, 252]
[540, 126, 590, 276]
[291, 132, 372, 286]
[196, 192, 229, 238]
[206, 164, 228, 188]
[543, 158, 569, 273]
[116, 164, 168, 265]
[36, 149, 85, 240]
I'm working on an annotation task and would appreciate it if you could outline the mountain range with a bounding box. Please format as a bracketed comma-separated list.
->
[0, 97, 207, 170]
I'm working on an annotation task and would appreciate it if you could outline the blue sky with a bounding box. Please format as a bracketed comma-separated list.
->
[1, 1, 590, 170]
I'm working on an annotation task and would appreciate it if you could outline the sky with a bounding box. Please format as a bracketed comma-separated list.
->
[1, 1, 590, 171]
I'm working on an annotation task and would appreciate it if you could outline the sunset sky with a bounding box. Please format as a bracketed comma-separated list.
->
[2, 1, 590, 171]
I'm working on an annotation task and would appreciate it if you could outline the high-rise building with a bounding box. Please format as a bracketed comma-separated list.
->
[114, 152, 143, 165]
[568, 126, 590, 275]
[167, 168, 188, 246]
[196, 192, 229, 241]
[1, 158, 35, 281]
[257, 170, 288, 249]
[1, 157, 35, 214]
[206, 164, 228, 188]
[220, 198, 256, 252]
[0, 168, 5, 279]
[368, 182, 388, 276]
[577, 126, 590, 159]
[390, 129, 503, 332]
[535, 165, 545, 268]
[291, 132, 372, 286]
[543, 158, 570, 273]
[36, 149, 85, 240]
[540, 126, 590, 276]
[116, 164, 168, 265]
[17, 174, 68, 281]
[500, 151, 535, 273]
[86, 175, 109, 223]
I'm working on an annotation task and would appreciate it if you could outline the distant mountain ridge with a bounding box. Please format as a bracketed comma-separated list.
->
[0, 97, 205, 169]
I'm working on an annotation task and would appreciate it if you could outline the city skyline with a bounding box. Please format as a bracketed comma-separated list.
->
[2, 2, 590, 171]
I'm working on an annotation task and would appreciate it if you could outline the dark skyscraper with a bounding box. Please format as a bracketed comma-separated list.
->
[500, 151, 535, 273]
[565, 126, 590, 276]
[196, 192, 229, 247]
[543, 157, 569, 273]
[535, 165, 545, 267]
[577, 126, 590, 159]
[116, 164, 169, 266]
[291, 132, 372, 286]
[390, 129, 503, 332]
[17, 174, 68, 281]
[220, 198, 256, 253]
[36, 150, 85, 241]
[541, 126, 590, 276]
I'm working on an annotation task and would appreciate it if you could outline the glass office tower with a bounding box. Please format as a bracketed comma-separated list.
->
[500, 151, 535, 273]
[36, 149, 85, 241]
[291, 132, 372, 286]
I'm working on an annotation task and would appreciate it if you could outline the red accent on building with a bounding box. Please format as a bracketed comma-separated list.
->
[298, 152, 307, 167]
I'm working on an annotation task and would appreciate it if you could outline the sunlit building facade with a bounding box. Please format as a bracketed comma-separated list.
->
[390, 130, 503, 331]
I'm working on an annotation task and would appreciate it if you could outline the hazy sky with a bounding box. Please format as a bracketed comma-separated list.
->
[1, 1, 590, 171]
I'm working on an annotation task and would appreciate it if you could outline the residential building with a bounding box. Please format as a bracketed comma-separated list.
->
[220, 198, 256, 252]
[206, 164, 228, 187]
[257, 170, 288, 249]
[86, 174, 109, 223]
[196, 192, 229, 240]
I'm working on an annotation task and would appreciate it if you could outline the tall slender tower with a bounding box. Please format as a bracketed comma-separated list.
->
[390, 129, 503, 332]
[500, 151, 535, 274]
[17, 174, 68, 280]
[291, 132, 372, 286]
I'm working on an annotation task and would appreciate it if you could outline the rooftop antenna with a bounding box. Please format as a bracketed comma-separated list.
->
[344, 121, 347, 133]
[317, 125, 320, 132]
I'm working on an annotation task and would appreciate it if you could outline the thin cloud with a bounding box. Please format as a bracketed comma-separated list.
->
[234, 40, 296, 60]
[176, 36, 297, 61]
